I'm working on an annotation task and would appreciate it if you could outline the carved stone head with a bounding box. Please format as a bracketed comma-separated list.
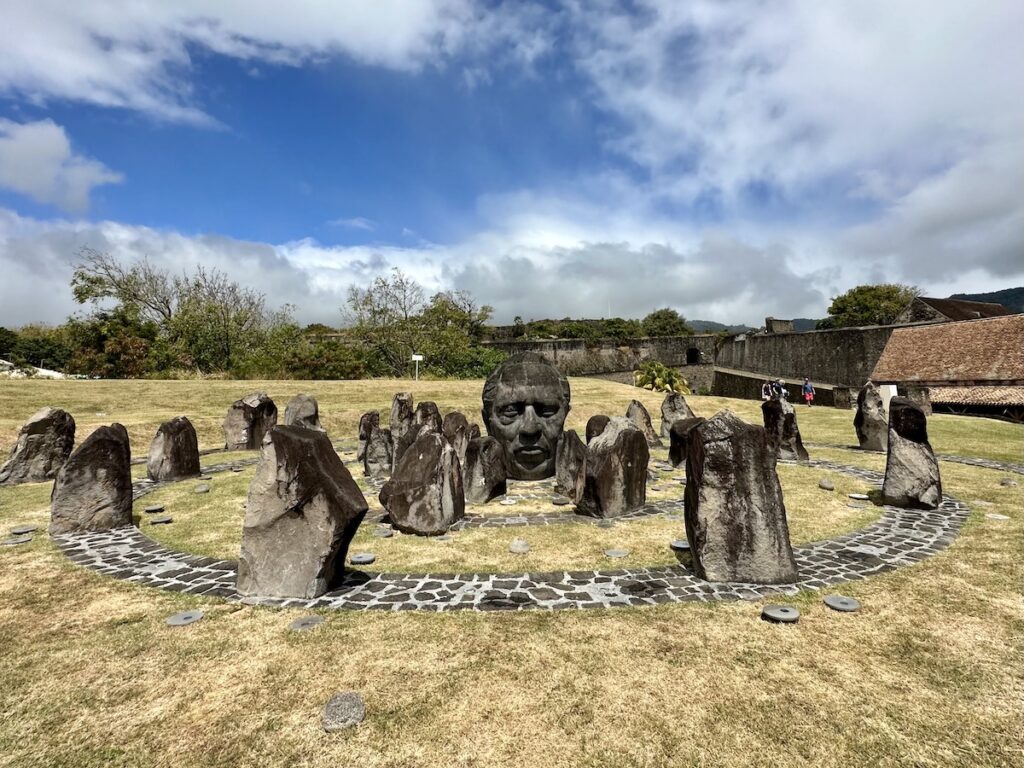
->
[481, 352, 570, 480]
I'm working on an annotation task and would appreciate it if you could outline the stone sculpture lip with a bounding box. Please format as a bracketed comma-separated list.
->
[513, 446, 548, 467]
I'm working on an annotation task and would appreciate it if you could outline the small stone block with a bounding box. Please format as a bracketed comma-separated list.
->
[509, 538, 530, 554]
[143, 505, 164, 514]
[289, 615, 325, 632]
[166, 610, 204, 627]
[322, 691, 365, 732]
[848, 493, 870, 500]
[761, 605, 799, 624]
[2, 536, 32, 546]
[669, 539, 690, 552]
[194, 484, 211, 494]
[372, 528, 394, 538]
[551, 495, 571, 506]
[818, 478, 835, 491]
[350, 553, 376, 565]
[823, 595, 860, 613]
[149, 516, 173, 525]
[10, 525, 37, 535]
[604, 548, 629, 559]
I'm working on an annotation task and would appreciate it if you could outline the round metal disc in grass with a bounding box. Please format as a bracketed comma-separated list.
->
[551, 495, 571, 506]
[143, 504, 164, 514]
[669, 539, 690, 553]
[194, 484, 210, 494]
[149, 516, 173, 525]
[350, 553, 376, 566]
[500, 498, 518, 506]
[761, 605, 800, 624]
[10, 525, 37, 536]
[372, 528, 394, 538]
[166, 610, 204, 627]
[289, 615, 325, 632]
[824, 594, 861, 613]
[2, 536, 32, 546]
[848, 493, 870, 501]
[604, 548, 629, 559]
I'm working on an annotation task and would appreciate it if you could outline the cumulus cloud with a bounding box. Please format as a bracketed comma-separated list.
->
[0, 119, 123, 212]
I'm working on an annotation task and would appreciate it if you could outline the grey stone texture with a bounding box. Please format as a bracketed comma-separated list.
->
[362, 426, 394, 479]
[554, 429, 587, 502]
[147, 416, 201, 481]
[626, 399, 663, 448]
[283, 393, 323, 431]
[357, 411, 379, 461]
[668, 416, 706, 468]
[50, 423, 133, 536]
[683, 410, 799, 584]
[0, 406, 75, 485]
[882, 397, 942, 510]
[761, 397, 810, 462]
[577, 417, 649, 519]
[237, 425, 368, 599]
[482, 352, 570, 481]
[442, 411, 471, 467]
[463, 436, 508, 505]
[389, 393, 414, 442]
[223, 393, 278, 450]
[854, 382, 888, 452]
[414, 401, 442, 433]
[585, 415, 610, 444]
[322, 692, 365, 732]
[660, 392, 696, 439]
[379, 432, 465, 535]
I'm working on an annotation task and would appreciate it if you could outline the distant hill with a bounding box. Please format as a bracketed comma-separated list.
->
[949, 287, 1024, 314]
[689, 320, 755, 334]
[792, 318, 822, 331]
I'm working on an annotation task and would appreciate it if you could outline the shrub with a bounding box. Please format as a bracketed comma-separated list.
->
[633, 361, 690, 393]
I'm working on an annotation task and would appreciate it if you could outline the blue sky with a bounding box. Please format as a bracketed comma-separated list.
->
[1, 1, 1022, 327]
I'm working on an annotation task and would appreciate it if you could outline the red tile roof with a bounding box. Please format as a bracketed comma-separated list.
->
[929, 386, 1024, 407]
[918, 297, 1011, 321]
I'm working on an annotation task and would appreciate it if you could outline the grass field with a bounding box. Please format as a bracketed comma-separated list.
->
[0, 378, 1022, 767]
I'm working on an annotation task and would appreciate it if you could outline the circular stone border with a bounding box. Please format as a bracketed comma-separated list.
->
[51, 459, 970, 612]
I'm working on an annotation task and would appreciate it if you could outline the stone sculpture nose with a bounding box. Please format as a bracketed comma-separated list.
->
[519, 407, 541, 438]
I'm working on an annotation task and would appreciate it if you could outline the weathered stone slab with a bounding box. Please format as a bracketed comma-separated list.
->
[660, 393, 695, 439]
[854, 382, 888, 452]
[414, 401, 442, 433]
[50, 424, 133, 535]
[380, 432, 465, 534]
[223, 393, 277, 450]
[683, 410, 798, 584]
[442, 411, 471, 467]
[0, 407, 75, 485]
[147, 416, 201, 481]
[357, 411, 379, 461]
[237, 425, 368, 599]
[668, 416, 706, 468]
[761, 398, 809, 462]
[284, 394, 323, 431]
[585, 415, 609, 444]
[577, 417, 649, 518]
[463, 436, 507, 505]
[626, 399, 662, 448]
[363, 426, 394, 479]
[389, 393, 414, 441]
[554, 429, 587, 502]
[882, 398, 941, 509]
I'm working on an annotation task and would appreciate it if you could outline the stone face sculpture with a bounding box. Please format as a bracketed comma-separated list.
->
[854, 382, 888, 452]
[660, 392, 695, 439]
[357, 411, 379, 461]
[284, 393, 323, 431]
[683, 410, 798, 584]
[482, 352, 570, 481]
[554, 429, 587, 502]
[463, 435, 508, 505]
[626, 399, 662, 448]
[0, 407, 75, 485]
[668, 416, 706, 468]
[379, 432, 465, 535]
[223, 392, 278, 450]
[147, 416, 201, 481]
[50, 424, 133, 536]
[761, 398, 809, 462]
[577, 417, 649, 518]
[237, 426, 368, 599]
[363, 426, 393, 479]
[882, 398, 941, 509]
[585, 415, 610, 444]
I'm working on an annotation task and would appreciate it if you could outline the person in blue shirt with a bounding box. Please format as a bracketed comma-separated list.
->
[802, 377, 816, 407]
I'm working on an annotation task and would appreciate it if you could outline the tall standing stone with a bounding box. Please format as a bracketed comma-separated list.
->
[0, 407, 75, 485]
[389, 393, 415, 469]
[363, 426, 394, 479]
[577, 417, 649, 519]
[555, 429, 587, 501]
[626, 400, 662, 448]
[379, 432, 464, 535]
[882, 398, 942, 509]
[223, 393, 278, 450]
[147, 416, 201, 481]
[442, 411, 471, 467]
[414, 401, 442, 434]
[683, 411, 798, 584]
[357, 411, 379, 461]
[668, 416, 706, 468]
[463, 435, 508, 505]
[761, 398, 809, 462]
[660, 393, 695, 439]
[237, 426, 368, 599]
[585, 415, 610, 444]
[284, 394, 323, 431]
[854, 382, 888, 452]
[49, 424, 133, 536]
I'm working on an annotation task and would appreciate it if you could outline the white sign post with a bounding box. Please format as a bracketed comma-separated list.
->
[411, 353, 424, 380]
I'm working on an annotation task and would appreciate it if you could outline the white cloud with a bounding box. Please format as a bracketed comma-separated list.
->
[328, 217, 376, 231]
[0, 119, 123, 212]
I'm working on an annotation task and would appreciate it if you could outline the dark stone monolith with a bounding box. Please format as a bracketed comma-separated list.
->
[626, 399, 662, 448]
[284, 393, 323, 431]
[379, 432, 464, 535]
[660, 392, 695, 439]
[147, 416, 201, 481]
[390, 393, 414, 440]
[854, 382, 888, 452]
[0, 407, 75, 485]
[585, 415, 610, 444]
[50, 424, 133, 535]
[882, 398, 941, 509]
[668, 416, 706, 468]
[577, 417, 649, 518]
[463, 435, 508, 505]
[223, 392, 277, 449]
[442, 411, 471, 467]
[761, 398, 809, 462]
[357, 411, 379, 461]
[555, 429, 587, 502]
[414, 401, 442, 433]
[363, 426, 393, 479]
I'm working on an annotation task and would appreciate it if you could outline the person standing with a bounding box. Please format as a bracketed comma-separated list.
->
[802, 377, 816, 407]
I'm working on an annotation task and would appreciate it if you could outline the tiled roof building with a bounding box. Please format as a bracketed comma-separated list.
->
[893, 296, 1011, 324]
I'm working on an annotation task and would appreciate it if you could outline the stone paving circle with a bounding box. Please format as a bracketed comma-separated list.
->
[350, 553, 376, 565]
[289, 615, 325, 632]
[762, 605, 800, 624]
[823, 594, 861, 613]
[11, 525, 37, 535]
[669, 539, 690, 553]
[2, 537, 32, 546]
[143, 505, 165, 514]
[322, 691, 365, 732]
[166, 610, 204, 626]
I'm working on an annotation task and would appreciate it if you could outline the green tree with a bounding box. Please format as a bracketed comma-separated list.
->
[0, 327, 18, 357]
[817, 284, 920, 329]
[10, 325, 72, 370]
[641, 308, 693, 337]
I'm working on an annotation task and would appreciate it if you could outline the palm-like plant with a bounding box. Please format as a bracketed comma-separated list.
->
[633, 361, 690, 393]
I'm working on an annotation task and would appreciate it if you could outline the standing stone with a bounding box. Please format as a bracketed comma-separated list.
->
[761, 398, 809, 462]
[389, 393, 416, 469]
[357, 411, 379, 461]
[626, 400, 662, 448]
[442, 411, 471, 467]
[577, 417, 649, 518]
[49, 424, 133, 536]
[414, 401, 443, 433]
[379, 432, 464, 535]
[555, 429, 587, 502]
[660, 393, 695, 439]
[284, 394, 323, 431]
[904, 386, 932, 416]
[882, 398, 942, 509]
[223, 393, 278, 450]
[363, 426, 394, 479]
[668, 416, 706, 468]
[0, 407, 75, 485]
[585, 415, 610, 444]
[237, 426, 368, 599]
[147, 416, 201, 481]
[854, 382, 888, 452]
[463, 435, 508, 505]
[683, 411, 798, 584]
